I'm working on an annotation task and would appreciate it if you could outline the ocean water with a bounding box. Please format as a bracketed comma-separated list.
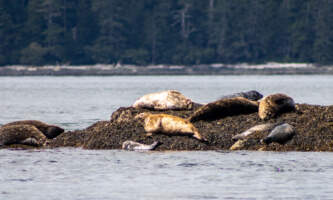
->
[0, 75, 333, 200]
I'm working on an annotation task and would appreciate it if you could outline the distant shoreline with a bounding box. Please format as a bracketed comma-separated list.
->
[1, 63, 333, 76]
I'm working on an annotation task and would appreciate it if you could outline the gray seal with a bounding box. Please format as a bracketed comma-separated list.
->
[2, 120, 64, 139]
[232, 123, 277, 141]
[220, 90, 263, 101]
[0, 124, 48, 147]
[262, 123, 295, 145]
[122, 140, 160, 151]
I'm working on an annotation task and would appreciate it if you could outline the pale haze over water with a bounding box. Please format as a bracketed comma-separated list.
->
[0, 75, 333, 200]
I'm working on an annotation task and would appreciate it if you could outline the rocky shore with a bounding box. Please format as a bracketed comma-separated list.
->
[1, 63, 333, 75]
[47, 103, 333, 151]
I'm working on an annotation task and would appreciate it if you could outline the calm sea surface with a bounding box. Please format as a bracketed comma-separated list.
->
[0, 75, 333, 200]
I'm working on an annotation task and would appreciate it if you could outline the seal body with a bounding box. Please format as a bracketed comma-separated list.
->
[232, 123, 277, 141]
[0, 124, 47, 146]
[135, 113, 206, 141]
[2, 120, 64, 139]
[133, 90, 193, 110]
[122, 140, 160, 151]
[262, 123, 295, 145]
[220, 90, 263, 101]
[258, 93, 295, 120]
[189, 97, 259, 122]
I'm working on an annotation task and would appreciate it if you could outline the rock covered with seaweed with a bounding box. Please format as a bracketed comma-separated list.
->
[48, 103, 333, 151]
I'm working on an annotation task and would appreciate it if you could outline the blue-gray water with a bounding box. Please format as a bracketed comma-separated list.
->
[0, 75, 333, 200]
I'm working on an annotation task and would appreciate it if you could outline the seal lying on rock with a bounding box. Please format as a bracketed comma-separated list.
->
[0, 125, 47, 147]
[258, 93, 295, 120]
[189, 97, 259, 122]
[135, 113, 207, 142]
[132, 90, 193, 110]
[232, 123, 277, 141]
[262, 123, 295, 145]
[220, 90, 263, 101]
[2, 120, 64, 139]
[122, 140, 160, 151]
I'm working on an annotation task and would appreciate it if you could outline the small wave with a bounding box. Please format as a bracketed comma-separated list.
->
[177, 162, 199, 167]
[7, 178, 33, 182]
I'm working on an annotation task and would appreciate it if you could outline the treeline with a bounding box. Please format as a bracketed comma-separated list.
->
[0, 0, 333, 66]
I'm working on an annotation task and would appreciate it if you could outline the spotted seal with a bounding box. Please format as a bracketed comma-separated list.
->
[220, 90, 263, 101]
[135, 113, 207, 142]
[262, 123, 295, 145]
[188, 97, 259, 122]
[232, 123, 277, 141]
[258, 93, 295, 120]
[132, 90, 193, 110]
[122, 140, 160, 151]
[0, 124, 47, 147]
[2, 120, 64, 139]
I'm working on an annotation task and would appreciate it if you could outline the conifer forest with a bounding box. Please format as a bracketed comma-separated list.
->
[0, 0, 332, 66]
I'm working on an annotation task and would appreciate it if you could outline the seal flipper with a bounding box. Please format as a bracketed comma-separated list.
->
[149, 141, 161, 150]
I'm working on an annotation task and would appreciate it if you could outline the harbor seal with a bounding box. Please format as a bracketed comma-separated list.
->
[188, 97, 259, 122]
[262, 123, 295, 145]
[132, 90, 193, 110]
[2, 120, 64, 139]
[0, 124, 47, 147]
[220, 90, 263, 101]
[122, 140, 160, 151]
[258, 93, 295, 120]
[135, 113, 207, 142]
[232, 123, 277, 141]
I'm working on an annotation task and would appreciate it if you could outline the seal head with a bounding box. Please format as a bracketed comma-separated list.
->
[258, 93, 295, 120]
[262, 123, 295, 145]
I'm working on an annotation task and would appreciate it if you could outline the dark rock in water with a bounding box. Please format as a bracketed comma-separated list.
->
[262, 123, 295, 145]
[220, 90, 263, 101]
[46, 104, 333, 152]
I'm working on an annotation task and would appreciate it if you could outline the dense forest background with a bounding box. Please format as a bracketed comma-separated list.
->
[0, 0, 332, 66]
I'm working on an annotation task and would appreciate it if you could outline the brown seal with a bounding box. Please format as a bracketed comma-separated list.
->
[2, 120, 64, 139]
[132, 90, 193, 110]
[188, 97, 259, 122]
[0, 124, 47, 147]
[135, 113, 207, 142]
[258, 94, 295, 120]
